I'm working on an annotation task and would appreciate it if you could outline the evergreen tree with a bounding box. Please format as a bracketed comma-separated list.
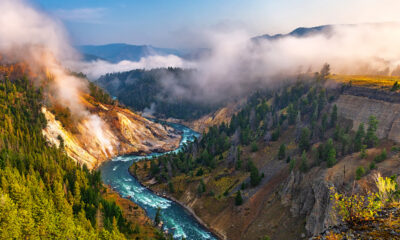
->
[300, 151, 308, 172]
[330, 104, 338, 127]
[364, 116, 378, 148]
[360, 144, 367, 159]
[392, 81, 400, 91]
[168, 181, 175, 193]
[299, 127, 311, 152]
[287, 103, 297, 125]
[197, 180, 206, 195]
[354, 123, 365, 152]
[250, 141, 259, 152]
[235, 191, 243, 206]
[320, 63, 330, 80]
[248, 160, 261, 187]
[355, 166, 365, 180]
[289, 158, 296, 172]
[326, 140, 337, 168]
[278, 144, 286, 160]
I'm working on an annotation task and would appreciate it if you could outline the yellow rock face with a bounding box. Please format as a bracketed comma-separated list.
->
[42, 102, 181, 169]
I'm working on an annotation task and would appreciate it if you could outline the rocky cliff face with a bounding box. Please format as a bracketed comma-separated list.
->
[335, 94, 400, 142]
[42, 99, 181, 169]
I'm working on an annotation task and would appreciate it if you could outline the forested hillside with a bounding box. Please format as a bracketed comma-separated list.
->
[0, 70, 167, 239]
[96, 68, 220, 120]
[131, 66, 400, 239]
[134, 66, 342, 187]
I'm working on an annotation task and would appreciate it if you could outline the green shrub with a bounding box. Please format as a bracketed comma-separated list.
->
[289, 158, 296, 172]
[300, 151, 308, 172]
[374, 149, 387, 163]
[250, 141, 259, 152]
[356, 166, 365, 180]
[369, 162, 376, 170]
[392, 81, 400, 91]
[278, 144, 286, 160]
[360, 145, 367, 159]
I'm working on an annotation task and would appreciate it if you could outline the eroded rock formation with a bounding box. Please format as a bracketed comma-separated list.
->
[42, 100, 181, 169]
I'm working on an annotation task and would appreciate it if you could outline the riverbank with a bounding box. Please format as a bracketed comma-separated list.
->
[101, 186, 161, 239]
[127, 165, 225, 240]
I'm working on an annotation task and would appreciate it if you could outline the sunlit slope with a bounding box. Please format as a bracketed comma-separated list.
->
[330, 74, 400, 89]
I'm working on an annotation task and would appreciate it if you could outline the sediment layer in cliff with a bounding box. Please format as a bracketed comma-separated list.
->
[335, 87, 400, 143]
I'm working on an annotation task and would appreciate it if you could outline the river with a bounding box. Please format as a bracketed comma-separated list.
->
[98, 122, 218, 240]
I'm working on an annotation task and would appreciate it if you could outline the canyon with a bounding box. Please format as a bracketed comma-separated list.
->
[42, 95, 181, 169]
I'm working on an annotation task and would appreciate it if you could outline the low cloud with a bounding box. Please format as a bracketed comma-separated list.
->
[76, 54, 192, 79]
[74, 21, 400, 103]
[154, 23, 400, 102]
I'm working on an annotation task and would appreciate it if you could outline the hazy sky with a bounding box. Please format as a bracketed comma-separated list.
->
[33, 0, 400, 48]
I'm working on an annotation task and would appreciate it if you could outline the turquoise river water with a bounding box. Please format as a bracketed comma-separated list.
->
[98, 122, 218, 240]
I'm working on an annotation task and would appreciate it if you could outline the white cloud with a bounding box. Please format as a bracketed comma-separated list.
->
[76, 55, 193, 79]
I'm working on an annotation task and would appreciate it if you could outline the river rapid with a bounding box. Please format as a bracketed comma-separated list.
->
[98, 122, 217, 240]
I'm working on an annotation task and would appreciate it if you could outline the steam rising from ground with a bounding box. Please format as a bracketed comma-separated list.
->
[0, 0, 115, 156]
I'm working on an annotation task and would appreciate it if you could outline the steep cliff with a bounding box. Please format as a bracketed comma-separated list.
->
[42, 97, 181, 169]
[335, 91, 400, 143]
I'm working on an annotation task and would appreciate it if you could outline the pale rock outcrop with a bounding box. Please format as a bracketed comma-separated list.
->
[280, 169, 337, 236]
[42, 103, 181, 169]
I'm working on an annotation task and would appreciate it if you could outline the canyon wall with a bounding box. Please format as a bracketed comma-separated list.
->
[336, 94, 400, 142]
[42, 99, 181, 169]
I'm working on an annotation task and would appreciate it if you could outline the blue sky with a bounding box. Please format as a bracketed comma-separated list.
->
[33, 0, 400, 48]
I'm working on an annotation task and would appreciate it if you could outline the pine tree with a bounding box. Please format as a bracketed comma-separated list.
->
[327, 145, 336, 168]
[354, 123, 365, 152]
[365, 116, 378, 148]
[235, 191, 243, 206]
[300, 151, 308, 172]
[287, 103, 297, 125]
[299, 127, 311, 152]
[330, 104, 338, 127]
[278, 144, 286, 160]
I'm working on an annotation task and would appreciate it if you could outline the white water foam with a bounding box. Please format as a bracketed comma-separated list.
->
[168, 218, 188, 239]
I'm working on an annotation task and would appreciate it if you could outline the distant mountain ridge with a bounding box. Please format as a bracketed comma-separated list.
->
[254, 24, 334, 40]
[255, 22, 399, 40]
